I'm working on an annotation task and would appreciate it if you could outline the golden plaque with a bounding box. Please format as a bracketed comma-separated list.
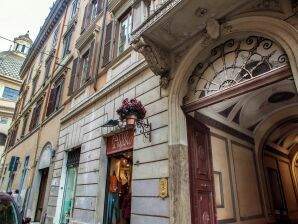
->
[159, 178, 168, 199]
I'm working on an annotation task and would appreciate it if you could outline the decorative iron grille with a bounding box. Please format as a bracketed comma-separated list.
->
[186, 36, 288, 102]
[67, 148, 81, 167]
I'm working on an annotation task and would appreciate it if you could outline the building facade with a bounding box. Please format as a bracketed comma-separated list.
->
[0, 33, 32, 173]
[2, 0, 298, 224]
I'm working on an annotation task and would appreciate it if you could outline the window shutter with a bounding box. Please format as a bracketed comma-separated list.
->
[68, 58, 78, 96]
[46, 88, 57, 116]
[81, 5, 88, 33]
[85, 3, 93, 29]
[96, 0, 102, 13]
[86, 40, 95, 80]
[113, 21, 120, 58]
[103, 22, 113, 66]
[29, 107, 36, 130]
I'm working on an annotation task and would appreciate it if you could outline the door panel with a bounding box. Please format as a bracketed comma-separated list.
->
[187, 115, 216, 224]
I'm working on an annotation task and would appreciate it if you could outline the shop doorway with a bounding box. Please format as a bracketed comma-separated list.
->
[181, 35, 298, 223]
[105, 151, 133, 224]
[60, 147, 80, 224]
[34, 168, 49, 222]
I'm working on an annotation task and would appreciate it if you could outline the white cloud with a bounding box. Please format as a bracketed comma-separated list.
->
[0, 0, 55, 52]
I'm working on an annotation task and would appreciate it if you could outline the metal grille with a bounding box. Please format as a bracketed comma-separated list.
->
[186, 36, 288, 102]
[67, 148, 81, 167]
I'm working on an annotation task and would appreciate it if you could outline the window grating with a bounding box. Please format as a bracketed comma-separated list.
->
[67, 148, 81, 167]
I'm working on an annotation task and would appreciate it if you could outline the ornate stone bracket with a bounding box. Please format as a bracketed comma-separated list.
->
[132, 37, 170, 88]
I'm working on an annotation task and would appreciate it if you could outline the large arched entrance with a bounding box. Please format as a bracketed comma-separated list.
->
[168, 17, 298, 224]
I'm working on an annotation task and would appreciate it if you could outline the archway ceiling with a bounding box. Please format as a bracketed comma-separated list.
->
[198, 78, 298, 138]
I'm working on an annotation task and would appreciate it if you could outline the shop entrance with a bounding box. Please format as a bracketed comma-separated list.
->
[181, 35, 298, 223]
[104, 129, 134, 224]
[106, 151, 132, 224]
[34, 168, 49, 222]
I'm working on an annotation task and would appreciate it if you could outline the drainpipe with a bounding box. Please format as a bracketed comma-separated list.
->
[93, 0, 109, 91]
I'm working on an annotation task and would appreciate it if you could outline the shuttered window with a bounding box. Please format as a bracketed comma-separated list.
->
[44, 56, 53, 81]
[81, 5, 88, 33]
[85, 40, 95, 81]
[103, 22, 113, 66]
[68, 58, 78, 96]
[46, 79, 64, 116]
[21, 114, 29, 137]
[96, 0, 102, 14]
[29, 101, 42, 130]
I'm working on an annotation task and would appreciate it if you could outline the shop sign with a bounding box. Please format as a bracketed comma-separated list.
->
[107, 129, 134, 155]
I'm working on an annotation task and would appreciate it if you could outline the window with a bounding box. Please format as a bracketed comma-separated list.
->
[44, 56, 53, 81]
[118, 11, 132, 55]
[52, 25, 60, 49]
[8, 124, 19, 147]
[28, 65, 35, 81]
[46, 79, 64, 116]
[39, 47, 46, 65]
[78, 51, 90, 87]
[18, 156, 29, 191]
[31, 75, 39, 97]
[62, 32, 72, 59]
[21, 114, 29, 137]
[102, 22, 113, 65]
[69, 0, 79, 19]
[81, 0, 100, 33]
[0, 134, 7, 146]
[2, 87, 19, 100]
[68, 41, 95, 95]
[29, 100, 43, 130]
[21, 90, 28, 110]
[0, 117, 8, 124]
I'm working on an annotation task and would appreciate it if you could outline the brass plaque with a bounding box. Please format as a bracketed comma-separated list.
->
[159, 178, 168, 199]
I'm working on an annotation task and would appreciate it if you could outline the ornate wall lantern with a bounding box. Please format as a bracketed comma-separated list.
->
[101, 98, 152, 142]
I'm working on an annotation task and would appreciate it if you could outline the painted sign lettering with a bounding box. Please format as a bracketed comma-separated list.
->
[107, 129, 134, 155]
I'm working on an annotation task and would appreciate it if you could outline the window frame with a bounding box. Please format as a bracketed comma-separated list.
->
[2, 87, 19, 100]
[117, 10, 132, 56]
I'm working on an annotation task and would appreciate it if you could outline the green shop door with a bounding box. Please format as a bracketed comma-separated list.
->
[60, 166, 78, 224]
[60, 148, 81, 223]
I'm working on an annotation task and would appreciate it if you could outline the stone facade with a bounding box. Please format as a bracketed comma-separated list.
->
[3, 0, 298, 224]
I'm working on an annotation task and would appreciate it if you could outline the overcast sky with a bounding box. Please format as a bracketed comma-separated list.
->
[0, 0, 54, 52]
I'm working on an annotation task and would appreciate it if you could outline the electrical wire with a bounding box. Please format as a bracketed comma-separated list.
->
[0, 35, 70, 70]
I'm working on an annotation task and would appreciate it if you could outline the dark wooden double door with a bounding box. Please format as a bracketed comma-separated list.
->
[186, 115, 217, 224]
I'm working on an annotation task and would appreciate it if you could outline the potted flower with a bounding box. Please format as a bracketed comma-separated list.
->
[116, 98, 146, 125]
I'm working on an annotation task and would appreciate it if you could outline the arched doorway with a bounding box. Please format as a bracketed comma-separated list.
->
[26, 143, 53, 222]
[169, 29, 298, 224]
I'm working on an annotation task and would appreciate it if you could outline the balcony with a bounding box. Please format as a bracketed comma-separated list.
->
[131, 0, 252, 87]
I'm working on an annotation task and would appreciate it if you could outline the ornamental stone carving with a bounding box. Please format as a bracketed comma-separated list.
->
[132, 37, 170, 88]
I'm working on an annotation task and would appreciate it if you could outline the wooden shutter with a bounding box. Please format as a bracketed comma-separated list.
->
[96, 0, 102, 13]
[85, 3, 93, 29]
[85, 40, 95, 80]
[113, 21, 120, 58]
[29, 107, 36, 130]
[68, 58, 78, 96]
[103, 22, 113, 66]
[81, 5, 88, 33]
[46, 88, 57, 116]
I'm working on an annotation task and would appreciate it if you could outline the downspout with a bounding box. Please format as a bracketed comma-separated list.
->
[93, 0, 109, 91]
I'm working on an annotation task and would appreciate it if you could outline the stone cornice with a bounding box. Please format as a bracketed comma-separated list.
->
[75, 23, 100, 51]
[20, 0, 70, 79]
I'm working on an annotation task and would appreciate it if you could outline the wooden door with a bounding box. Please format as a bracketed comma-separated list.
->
[186, 115, 216, 224]
[35, 168, 49, 221]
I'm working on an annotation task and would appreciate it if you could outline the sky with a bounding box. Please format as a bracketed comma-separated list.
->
[0, 0, 55, 52]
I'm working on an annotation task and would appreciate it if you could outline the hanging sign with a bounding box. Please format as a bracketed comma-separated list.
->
[107, 129, 134, 155]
